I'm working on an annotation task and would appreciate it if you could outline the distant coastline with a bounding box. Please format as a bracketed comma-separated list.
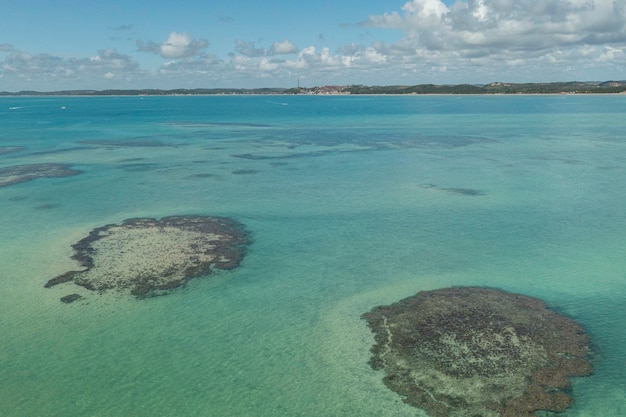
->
[2, 81, 626, 96]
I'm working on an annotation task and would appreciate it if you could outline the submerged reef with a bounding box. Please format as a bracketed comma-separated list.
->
[46, 216, 249, 299]
[0, 163, 80, 187]
[362, 287, 592, 417]
[78, 139, 172, 147]
[0, 146, 25, 155]
[420, 183, 485, 196]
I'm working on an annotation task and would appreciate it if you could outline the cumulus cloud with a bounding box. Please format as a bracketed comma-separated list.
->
[0, 47, 143, 90]
[364, 0, 626, 57]
[282, 46, 357, 74]
[270, 40, 298, 55]
[234, 39, 298, 57]
[329, 0, 626, 83]
[259, 58, 281, 72]
[89, 48, 137, 68]
[234, 40, 267, 57]
[159, 54, 225, 74]
[137, 32, 209, 59]
[364, 0, 626, 82]
[152, 42, 368, 85]
[3, 0, 625, 91]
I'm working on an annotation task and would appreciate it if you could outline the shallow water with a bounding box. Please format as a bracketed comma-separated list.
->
[1, 95, 625, 416]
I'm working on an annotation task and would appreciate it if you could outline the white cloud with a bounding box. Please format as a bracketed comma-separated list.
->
[598, 46, 625, 62]
[259, 58, 280, 71]
[365, 0, 626, 56]
[0, 47, 143, 90]
[138, 32, 209, 59]
[235, 40, 266, 57]
[2, 1, 626, 91]
[341, 0, 626, 83]
[363, 47, 387, 64]
[161, 33, 191, 58]
[403, 0, 447, 20]
[234, 39, 298, 57]
[300, 46, 317, 57]
[270, 40, 298, 55]
[285, 58, 308, 70]
[159, 54, 225, 73]
[320, 47, 342, 66]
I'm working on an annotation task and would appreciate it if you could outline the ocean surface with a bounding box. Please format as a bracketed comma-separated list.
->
[1, 95, 625, 417]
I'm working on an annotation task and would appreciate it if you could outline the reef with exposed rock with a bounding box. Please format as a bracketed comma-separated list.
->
[46, 216, 249, 300]
[362, 287, 592, 417]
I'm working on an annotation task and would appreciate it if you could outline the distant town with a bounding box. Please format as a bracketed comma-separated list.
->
[2, 81, 626, 96]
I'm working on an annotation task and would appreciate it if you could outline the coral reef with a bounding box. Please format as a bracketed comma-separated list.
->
[0, 163, 80, 187]
[362, 287, 592, 417]
[46, 216, 248, 299]
[0, 146, 25, 155]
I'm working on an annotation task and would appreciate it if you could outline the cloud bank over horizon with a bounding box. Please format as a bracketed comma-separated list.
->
[0, 0, 625, 91]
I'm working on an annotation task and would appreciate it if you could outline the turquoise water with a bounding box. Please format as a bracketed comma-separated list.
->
[1, 95, 625, 416]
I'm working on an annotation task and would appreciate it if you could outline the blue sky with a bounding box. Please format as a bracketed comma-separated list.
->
[1, 0, 625, 91]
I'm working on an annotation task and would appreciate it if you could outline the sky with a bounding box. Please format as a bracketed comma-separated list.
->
[1, 0, 625, 91]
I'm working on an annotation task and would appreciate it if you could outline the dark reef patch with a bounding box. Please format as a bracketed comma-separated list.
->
[45, 216, 249, 299]
[232, 169, 260, 175]
[79, 139, 174, 147]
[26, 146, 92, 156]
[8, 195, 28, 202]
[188, 173, 218, 178]
[230, 132, 492, 162]
[232, 150, 337, 160]
[169, 121, 272, 128]
[117, 163, 161, 172]
[117, 157, 145, 163]
[35, 203, 59, 210]
[421, 183, 485, 196]
[282, 131, 493, 150]
[0, 146, 26, 155]
[60, 293, 82, 303]
[442, 187, 484, 196]
[0, 163, 80, 187]
[362, 287, 592, 417]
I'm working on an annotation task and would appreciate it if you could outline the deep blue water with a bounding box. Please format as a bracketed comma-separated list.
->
[1, 95, 625, 416]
